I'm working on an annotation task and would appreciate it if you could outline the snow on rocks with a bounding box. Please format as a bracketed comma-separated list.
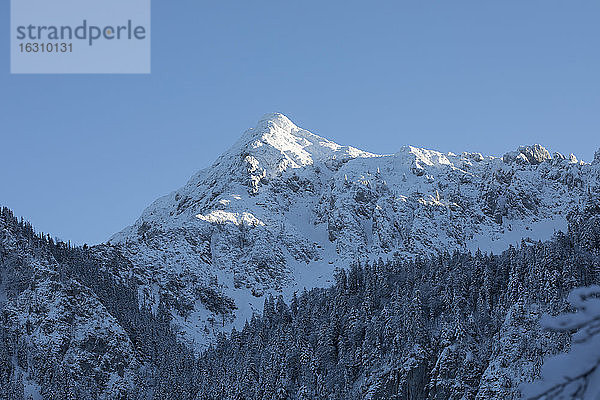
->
[109, 113, 600, 348]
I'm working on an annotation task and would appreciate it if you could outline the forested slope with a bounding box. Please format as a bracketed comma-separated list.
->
[196, 198, 600, 400]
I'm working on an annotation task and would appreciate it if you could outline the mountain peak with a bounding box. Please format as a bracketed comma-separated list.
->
[230, 113, 375, 172]
[241, 112, 304, 150]
[257, 112, 297, 131]
[503, 144, 552, 165]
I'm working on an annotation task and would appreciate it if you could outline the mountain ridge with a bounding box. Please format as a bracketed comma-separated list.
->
[107, 113, 599, 348]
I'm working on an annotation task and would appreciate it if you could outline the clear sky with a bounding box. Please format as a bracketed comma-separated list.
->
[1, 1, 598, 245]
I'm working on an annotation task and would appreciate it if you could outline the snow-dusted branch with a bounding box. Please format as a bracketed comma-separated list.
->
[522, 286, 600, 400]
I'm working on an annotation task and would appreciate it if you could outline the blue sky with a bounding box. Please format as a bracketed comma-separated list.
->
[1, 1, 599, 244]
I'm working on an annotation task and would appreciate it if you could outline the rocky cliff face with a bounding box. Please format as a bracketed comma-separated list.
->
[108, 113, 600, 347]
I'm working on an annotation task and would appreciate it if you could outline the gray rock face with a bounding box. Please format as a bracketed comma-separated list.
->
[504, 145, 552, 165]
[518, 144, 551, 165]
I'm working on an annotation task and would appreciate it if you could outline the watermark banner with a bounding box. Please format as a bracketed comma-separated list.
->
[11, 0, 151, 74]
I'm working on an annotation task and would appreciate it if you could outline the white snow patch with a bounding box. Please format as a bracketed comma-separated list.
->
[196, 210, 265, 227]
[468, 216, 568, 254]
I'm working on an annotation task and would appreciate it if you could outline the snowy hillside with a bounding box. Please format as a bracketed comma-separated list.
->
[109, 113, 600, 347]
[0, 209, 139, 399]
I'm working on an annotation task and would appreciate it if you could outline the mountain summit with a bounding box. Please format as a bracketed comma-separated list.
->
[221, 112, 375, 181]
[109, 114, 598, 347]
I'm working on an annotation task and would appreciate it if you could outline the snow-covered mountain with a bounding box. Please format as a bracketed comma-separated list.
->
[109, 113, 600, 347]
